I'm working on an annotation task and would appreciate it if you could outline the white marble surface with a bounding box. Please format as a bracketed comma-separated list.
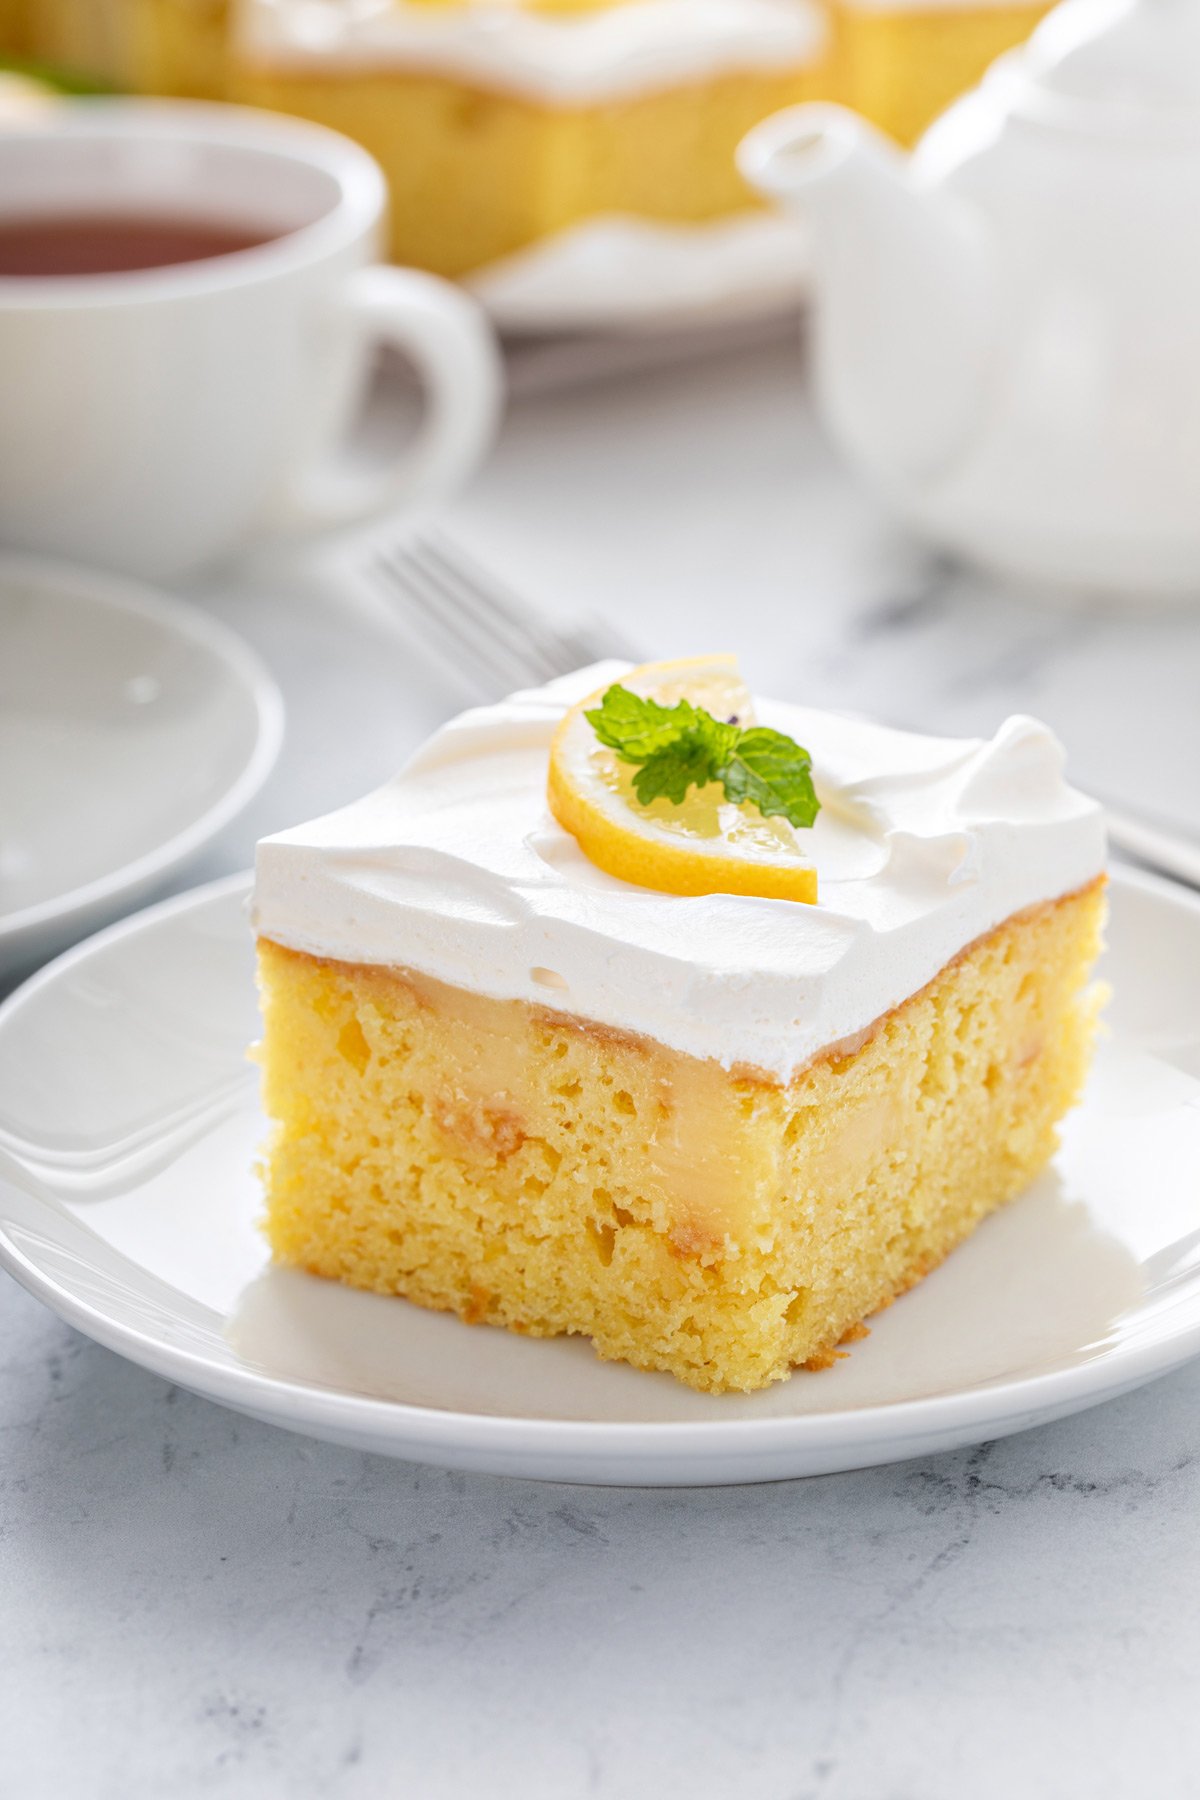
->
[5, 326, 1200, 1797]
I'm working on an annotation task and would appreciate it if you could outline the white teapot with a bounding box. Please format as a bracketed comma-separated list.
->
[740, 0, 1200, 601]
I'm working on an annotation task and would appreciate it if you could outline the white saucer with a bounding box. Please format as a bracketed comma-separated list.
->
[0, 558, 283, 980]
[469, 212, 810, 336]
[1, 865, 1199, 1487]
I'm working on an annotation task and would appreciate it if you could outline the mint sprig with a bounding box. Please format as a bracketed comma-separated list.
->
[585, 685, 820, 829]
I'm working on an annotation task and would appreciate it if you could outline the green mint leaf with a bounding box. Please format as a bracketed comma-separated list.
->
[585, 685, 698, 763]
[716, 727, 820, 829]
[690, 709, 741, 770]
[584, 680, 821, 830]
[630, 735, 716, 807]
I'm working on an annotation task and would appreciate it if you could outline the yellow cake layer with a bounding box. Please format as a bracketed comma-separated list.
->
[829, 0, 1051, 143]
[233, 61, 819, 277]
[256, 878, 1105, 1394]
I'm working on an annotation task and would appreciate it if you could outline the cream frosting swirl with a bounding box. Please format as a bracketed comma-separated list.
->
[239, 0, 824, 102]
[252, 665, 1106, 1081]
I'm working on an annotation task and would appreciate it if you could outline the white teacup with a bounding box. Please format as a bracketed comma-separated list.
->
[0, 101, 504, 580]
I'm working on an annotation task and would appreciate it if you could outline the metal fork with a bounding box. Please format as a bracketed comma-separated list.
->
[369, 531, 1200, 892]
[369, 530, 639, 702]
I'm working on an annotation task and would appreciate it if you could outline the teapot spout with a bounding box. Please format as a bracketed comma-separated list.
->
[739, 104, 994, 481]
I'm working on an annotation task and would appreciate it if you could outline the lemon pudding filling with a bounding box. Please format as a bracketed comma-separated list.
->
[253, 658, 1106, 1393]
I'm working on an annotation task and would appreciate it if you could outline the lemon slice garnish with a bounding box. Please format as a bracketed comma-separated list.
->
[547, 655, 818, 904]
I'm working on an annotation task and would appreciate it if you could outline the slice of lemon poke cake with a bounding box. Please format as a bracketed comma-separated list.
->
[252, 656, 1106, 1393]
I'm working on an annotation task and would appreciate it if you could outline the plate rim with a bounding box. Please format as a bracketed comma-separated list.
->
[2, 864, 1199, 1470]
[466, 209, 810, 337]
[0, 555, 284, 944]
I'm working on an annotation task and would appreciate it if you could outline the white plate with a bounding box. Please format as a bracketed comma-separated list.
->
[2, 866, 1199, 1487]
[0, 558, 283, 980]
[468, 212, 810, 336]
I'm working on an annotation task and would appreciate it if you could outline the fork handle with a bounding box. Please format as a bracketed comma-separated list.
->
[1104, 806, 1200, 891]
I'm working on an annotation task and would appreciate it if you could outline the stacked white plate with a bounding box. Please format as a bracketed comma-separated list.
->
[0, 557, 282, 980]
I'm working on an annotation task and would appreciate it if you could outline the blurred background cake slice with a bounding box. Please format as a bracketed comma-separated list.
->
[233, 0, 825, 277]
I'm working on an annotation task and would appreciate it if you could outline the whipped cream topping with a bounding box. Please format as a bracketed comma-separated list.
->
[239, 0, 824, 103]
[252, 665, 1106, 1082]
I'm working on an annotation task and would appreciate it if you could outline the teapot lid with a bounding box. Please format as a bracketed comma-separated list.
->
[1002, 0, 1200, 127]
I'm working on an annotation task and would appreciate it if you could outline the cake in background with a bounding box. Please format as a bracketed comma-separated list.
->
[828, 0, 1052, 143]
[233, 0, 825, 279]
[13, 0, 230, 96]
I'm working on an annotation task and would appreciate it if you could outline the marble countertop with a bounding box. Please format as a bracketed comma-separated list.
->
[5, 325, 1200, 1798]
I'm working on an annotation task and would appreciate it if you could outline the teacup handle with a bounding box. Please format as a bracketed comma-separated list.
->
[278, 264, 504, 533]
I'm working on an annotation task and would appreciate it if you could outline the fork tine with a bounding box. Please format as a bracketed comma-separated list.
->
[422, 533, 642, 670]
[370, 550, 524, 700]
[367, 551, 486, 691]
[370, 530, 642, 704]
[377, 540, 557, 689]
[416, 535, 580, 681]
[373, 543, 543, 695]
